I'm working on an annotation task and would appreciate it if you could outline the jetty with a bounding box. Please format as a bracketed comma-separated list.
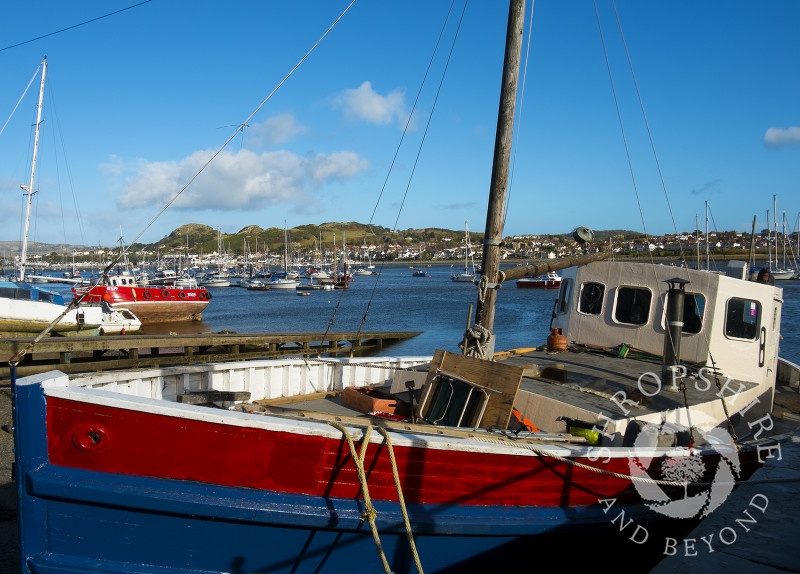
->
[0, 331, 420, 380]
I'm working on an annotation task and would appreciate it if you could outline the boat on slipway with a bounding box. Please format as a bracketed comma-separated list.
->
[98, 304, 142, 335]
[515, 270, 561, 289]
[10, 3, 800, 573]
[0, 281, 103, 336]
[73, 270, 210, 323]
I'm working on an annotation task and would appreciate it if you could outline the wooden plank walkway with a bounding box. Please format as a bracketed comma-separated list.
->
[0, 331, 421, 380]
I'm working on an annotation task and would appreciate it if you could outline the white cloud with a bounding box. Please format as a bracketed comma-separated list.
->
[114, 148, 368, 212]
[763, 127, 800, 148]
[248, 114, 309, 147]
[333, 81, 407, 127]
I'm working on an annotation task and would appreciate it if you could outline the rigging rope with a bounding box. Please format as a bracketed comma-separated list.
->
[0, 65, 40, 137]
[103, 0, 358, 278]
[594, 2, 743, 441]
[9, 1, 359, 365]
[348, 0, 465, 347]
[503, 0, 536, 231]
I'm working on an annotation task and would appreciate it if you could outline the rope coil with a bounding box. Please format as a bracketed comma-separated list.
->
[459, 323, 491, 359]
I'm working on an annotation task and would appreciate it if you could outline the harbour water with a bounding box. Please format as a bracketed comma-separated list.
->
[133, 262, 800, 367]
[142, 263, 562, 358]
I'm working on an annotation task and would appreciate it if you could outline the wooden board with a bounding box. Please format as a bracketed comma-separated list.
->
[417, 350, 524, 430]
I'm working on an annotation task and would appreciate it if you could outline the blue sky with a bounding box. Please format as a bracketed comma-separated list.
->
[1, 1, 798, 248]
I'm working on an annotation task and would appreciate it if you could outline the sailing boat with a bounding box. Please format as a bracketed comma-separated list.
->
[268, 222, 301, 289]
[770, 199, 796, 280]
[450, 221, 478, 283]
[11, 4, 798, 573]
[200, 228, 232, 287]
[411, 245, 428, 277]
[352, 239, 378, 276]
[0, 58, 104, 336]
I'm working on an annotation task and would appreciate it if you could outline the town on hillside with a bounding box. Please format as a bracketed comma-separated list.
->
[2, 223, 798, 273]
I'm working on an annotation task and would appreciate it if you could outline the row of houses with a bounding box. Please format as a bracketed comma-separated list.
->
[7, 229, 798, 269]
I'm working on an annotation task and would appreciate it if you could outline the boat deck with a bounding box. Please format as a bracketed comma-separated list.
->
[500, 347, 763, 440]
[243, 347, 768, 446]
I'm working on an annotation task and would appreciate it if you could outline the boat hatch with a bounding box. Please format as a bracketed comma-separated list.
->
[417, 369, 502, 428]
[414, 350, 525, 430]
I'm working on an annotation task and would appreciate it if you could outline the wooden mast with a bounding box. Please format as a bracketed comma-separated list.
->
[471, 1, 526, 350]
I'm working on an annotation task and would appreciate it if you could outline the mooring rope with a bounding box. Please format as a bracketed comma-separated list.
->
[328, 422, 391, 573]
[376, 427, 424, 574]
[328, 422, 425, 574]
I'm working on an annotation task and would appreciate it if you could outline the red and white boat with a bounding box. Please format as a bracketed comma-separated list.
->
[516, 270, 561, 289]
[73, 270, 210, 323]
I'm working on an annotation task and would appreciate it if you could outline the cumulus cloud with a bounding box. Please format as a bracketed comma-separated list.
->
[114, 148, 368, 211]
[763, 127, 800, 148]
[333, 81, 407, 127]
[248, 114, 309, 147]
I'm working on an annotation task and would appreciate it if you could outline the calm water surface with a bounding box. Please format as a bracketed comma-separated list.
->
[137, 263, 800, 366]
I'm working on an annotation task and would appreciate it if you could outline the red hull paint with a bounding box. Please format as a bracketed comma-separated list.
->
[516, 279, 561, 289]
[47, 397, 665, 507]
[74, 285, 209, 323]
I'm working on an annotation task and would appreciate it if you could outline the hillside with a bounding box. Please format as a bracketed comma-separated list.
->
[3, 224, 646, 258]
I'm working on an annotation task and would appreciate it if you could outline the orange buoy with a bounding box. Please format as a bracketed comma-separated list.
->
[546, 328, 567, 352]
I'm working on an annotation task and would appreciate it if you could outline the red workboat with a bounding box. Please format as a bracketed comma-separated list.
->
[73, 271, 210, 323]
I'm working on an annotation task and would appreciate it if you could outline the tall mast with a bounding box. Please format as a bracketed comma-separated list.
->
[19, 57, 47, 281]
[469, 0, 526, 356]
[782, 211, 787, 269]
[767, 209, 772, 269]
[773, 195, 778, 269]
[695, 215, 700, 269]
[704, 201, 709, 271]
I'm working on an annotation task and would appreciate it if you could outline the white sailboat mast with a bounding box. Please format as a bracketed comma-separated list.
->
[19, 57, 47, 281]
[704, 201, 709, 271]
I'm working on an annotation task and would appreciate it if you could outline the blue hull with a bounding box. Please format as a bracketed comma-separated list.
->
[13, 376, 661, 573]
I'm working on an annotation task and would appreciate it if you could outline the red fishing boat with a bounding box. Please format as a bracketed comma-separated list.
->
[73, 271, 210, 323]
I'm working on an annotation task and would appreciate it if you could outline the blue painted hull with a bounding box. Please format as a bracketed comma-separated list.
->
[22, 466, 660, 573]
[13, 377, 662, 573]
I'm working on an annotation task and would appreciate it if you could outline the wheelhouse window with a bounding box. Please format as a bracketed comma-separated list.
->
[663, 292, 706, 334]
[725, 298, 761, 340]
[614, 287, 652, 325]
[578, 282, 605, 315]
[556, 278, 573, 314]
[683, 293, 705, 334]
